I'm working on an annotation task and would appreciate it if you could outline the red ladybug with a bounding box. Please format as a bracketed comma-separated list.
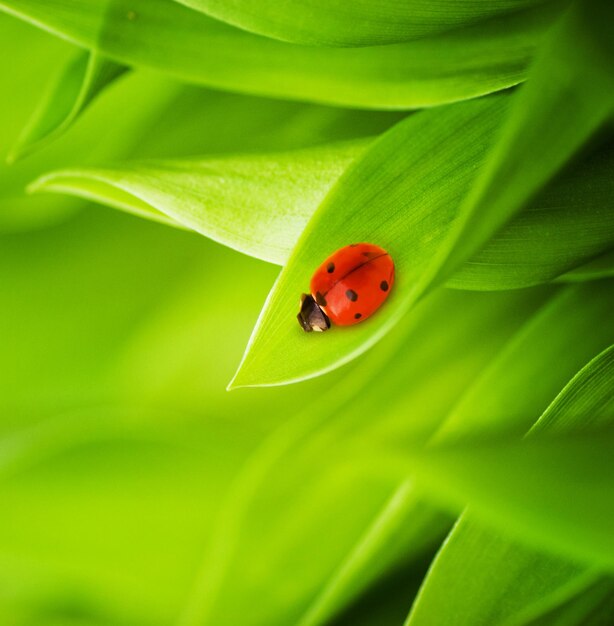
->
[297, 243, 395, 332]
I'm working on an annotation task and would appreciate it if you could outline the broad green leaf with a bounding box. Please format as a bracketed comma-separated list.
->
[229, 95, 614, 387]
[31, 135, 614, 281]
[446, 145, 614, 291]
[31, 140, 371, 265]
[0, 0, 559, 109]
[231, 0, 614, 388]
[173, 0, 544, 47]
[394, 345, 614, 570]
[8, 49, 127, 163]
[228, 96, 509, 387]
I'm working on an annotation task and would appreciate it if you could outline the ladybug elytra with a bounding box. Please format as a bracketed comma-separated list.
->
[297, 243, 395, 332]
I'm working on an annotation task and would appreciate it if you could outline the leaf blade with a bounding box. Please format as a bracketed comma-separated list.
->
[0, 0, 559, 109]
[172, 0, 546, 47]
[398, 345, 614, 569]
[8, 49, 127, 163]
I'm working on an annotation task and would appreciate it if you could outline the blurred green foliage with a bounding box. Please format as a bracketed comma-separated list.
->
[0, 2, 612, 626]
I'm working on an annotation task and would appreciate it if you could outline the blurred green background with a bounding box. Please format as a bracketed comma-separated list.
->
[1, 3, 613, 626]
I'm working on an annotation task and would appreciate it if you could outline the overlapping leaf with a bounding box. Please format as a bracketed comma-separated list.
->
[526, 579, 614, 626]
[31, 137, 614, 282]
[395, 345, 614, 571]
[8, 49, 127, 162]
[230, 0, 614, 388]
[558, 249, 614, 283]
[406, 324, 614, 625]
[305, 285, 614, 624]
[396, 281, 614, 626]
[31, 140, 370, 264]
[0, 12, 402, 233]
[173, 0, 544, 46]
[0, 0, 559, 108]
[2, 1, 613, 625]
[424, 0, 614, 294]
[181, 287, 549, 626]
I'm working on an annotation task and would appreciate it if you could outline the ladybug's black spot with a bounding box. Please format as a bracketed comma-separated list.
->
[346, 289, 358, 302]
[326, 262, 335, 273]
[354, 313, 362, 319]
[315, 291, 327, 307]
[350, 243, 359, 247]
[380, 280, 389, 292]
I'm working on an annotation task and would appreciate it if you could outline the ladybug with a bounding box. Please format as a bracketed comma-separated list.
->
[297, 243, 395, 332]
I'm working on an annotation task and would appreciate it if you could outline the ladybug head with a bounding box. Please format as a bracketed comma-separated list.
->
[297, 293, 330, 332]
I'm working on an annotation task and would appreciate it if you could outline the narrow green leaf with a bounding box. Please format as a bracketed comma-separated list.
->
[406, 522, 595, 626]
[557, 248, 614, 283]
[30, 140, 370, 265]
[8, 49, 127, 163]
[173, 0, 545, 47]
[396, 345, 614, 570]
[432, 280, 614, 441]
[0, 0, 559, 109]
[525, 578, 614, 626]
[295, 480, 440, 626]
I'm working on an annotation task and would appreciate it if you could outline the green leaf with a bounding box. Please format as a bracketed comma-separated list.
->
[402, 280, 614, 626]
[395, 345, 614, 570]
[432, 280, 614, 442]
[446, 144, 614, 291]
[0, 0, 559, 109]
[173, 0, 545, 47]
[423, 0, 614, 294]
[0, 12, 78, 230]
[0, 8, 401, 233]
[525, 578, 614, 626]
[230, 0, 614, 388]
[8, 49, 127, 163]
[30, 139, 371, 265]
[406, 522, 596, 626]
[183, 279, 614, 626]
[557, 248, 614, 283]
[181, 287, 547, 626]
[31, 134, 614, 282]
[228, 97, 614, 387]
[227, 96, 508, 387]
